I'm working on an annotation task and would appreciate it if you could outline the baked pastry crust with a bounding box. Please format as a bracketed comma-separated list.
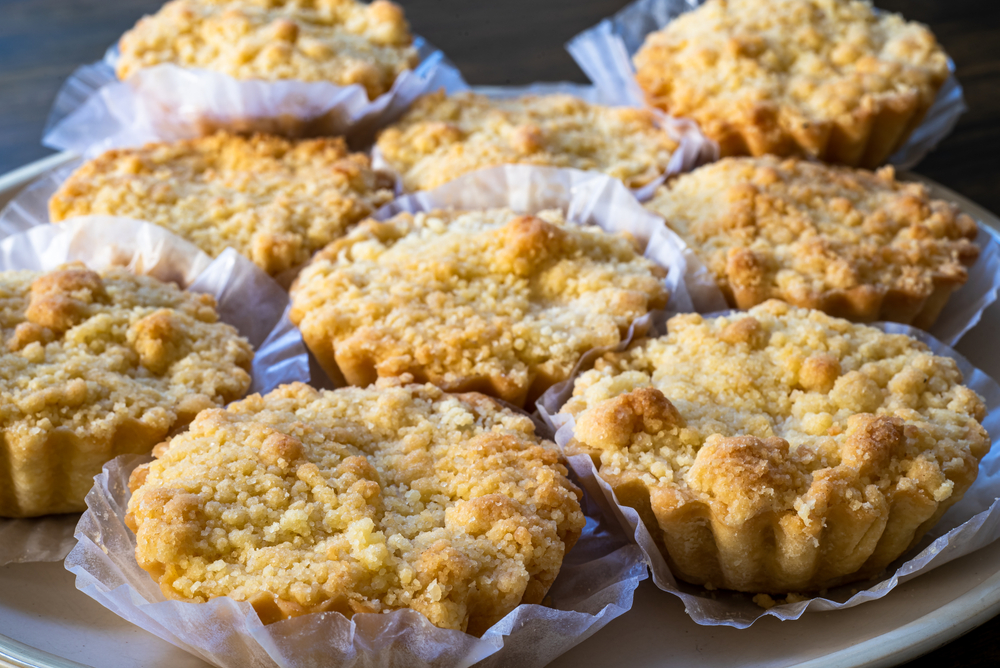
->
[375, 91, 680, 192]
[644, 157, 979, 327]
[633, 0, 950, 167]
[117, 0, 418, 99]
[289, 208, 670, 406]
[0, 264, 253, 518]
[560, 301, 989, 593]
[126, 380, 584, 634]
[49, 133, 395, 277]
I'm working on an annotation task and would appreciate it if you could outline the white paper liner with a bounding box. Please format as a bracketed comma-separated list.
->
[537, 318, 1000, 628]
[374, 163, 727, 317]
[64, 448, 646, 668]
[42, 38, 467, 158]
[567, 0, 967, 170]
[0, 218, 311, 567]
[370, 80, 716, 200]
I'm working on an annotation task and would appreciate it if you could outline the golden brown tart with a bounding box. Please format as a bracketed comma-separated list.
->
[126, 380, 585, 634]
[289, 208, 670, 406]
[375, 91, 681, 191]
[117, 0, 418, 99]
[49, 133, 394, 277]
[633, 0, 950, 167]
[644, 157, 979, 328]
[0, 264, 253, 517]
[560, 301, 988, 593]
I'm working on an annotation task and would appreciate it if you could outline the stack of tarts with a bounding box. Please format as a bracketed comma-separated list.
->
[4, 0, 998, 663]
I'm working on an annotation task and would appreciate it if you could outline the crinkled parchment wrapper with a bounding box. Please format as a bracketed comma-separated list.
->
[373, 163, 727, 316]
[537, 319, 1000, 628]
[0, 218, 311, 566]
[64, 448, 647, 668]
[567, 0, 967, 170]
[42, 39, 466, 157]
[370, 80, 716, 201]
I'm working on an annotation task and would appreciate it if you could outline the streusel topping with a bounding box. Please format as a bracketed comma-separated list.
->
[117, 0, 418, 98]
[50, 133, 395, 276]
[644, 157, 978, 318]
[127, 381, 584, 634]
[289, 208, 670, 404]
[563, 301, 987, 524]
[375, 91, 680, 191]
[0, 264, 253, 516]
[634, 0, 948, 161]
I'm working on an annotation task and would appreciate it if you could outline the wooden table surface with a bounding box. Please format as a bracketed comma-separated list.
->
[1, 1, 999, 667]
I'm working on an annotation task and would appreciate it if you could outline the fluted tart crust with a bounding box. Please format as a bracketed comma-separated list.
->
[117, 0, 418, 99]
[289, 208, 670, 406]
[0, 264, 253, 517]
[50, 133, 395, 277]
[375, 91, 680, 192]
[644, 157, 979, 327]
[633, 0, 950, 167]
[560, 301, 988, 593]
[126, 380, 584, 634]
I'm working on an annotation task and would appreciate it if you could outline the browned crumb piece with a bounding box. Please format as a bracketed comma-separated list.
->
[375, 91, 680, 191]
[633, 0, 949, 167]
[289, 208, 670, 406]
[644, 157, 979, 327]
[126, 380, 584, 634]
[117, 0, 418, 99]
[0, 264, 253, 517]
[49, 133, 395, 276]
[561, 301, 988, 593]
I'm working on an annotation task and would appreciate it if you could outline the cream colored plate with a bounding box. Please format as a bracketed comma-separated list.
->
[1, 158, 999, 668]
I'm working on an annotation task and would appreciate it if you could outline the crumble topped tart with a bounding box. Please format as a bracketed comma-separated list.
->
[644, 157, 979, 327]
[289, 208, 670, 406]
[116, 0, 419, 99]
[0, 264, 253, 518]
[374, 91, 680, 192]
[125, 380, 585, 634]
[560, 301, 989, 593]
[49, 133, 395, 277]
[633, 0, 950, 167]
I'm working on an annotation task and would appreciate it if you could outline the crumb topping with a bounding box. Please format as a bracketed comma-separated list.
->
[633, 0, 949, 162]
[644, 157, 979, 319]
[49, 133, 395, 276]
[0, 264, 253, 517]
[126, 380, 584, 634]
[563, 301, 987, 527]
[375, 91, 679, 191]
[289, 208, 670, 405]
[117, 0, 418, 98]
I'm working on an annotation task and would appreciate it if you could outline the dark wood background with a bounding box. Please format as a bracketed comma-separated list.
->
[1, 0, 999, 666]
